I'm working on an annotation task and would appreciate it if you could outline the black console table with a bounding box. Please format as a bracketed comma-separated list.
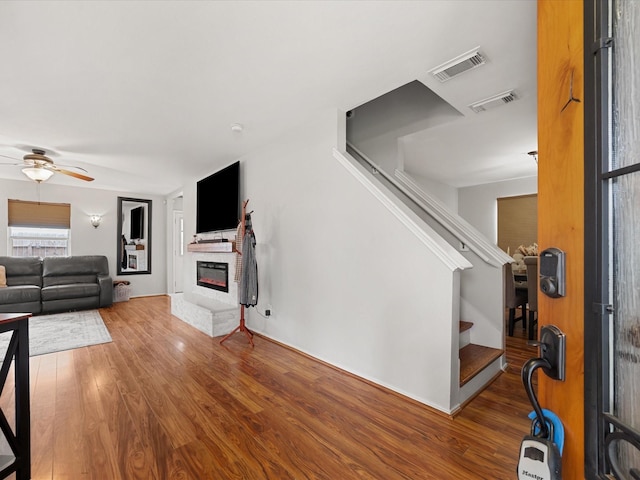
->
[0, 313, 31, 480]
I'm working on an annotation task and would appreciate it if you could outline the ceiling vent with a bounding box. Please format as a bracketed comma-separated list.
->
[429, 48, 486, 82]
[468, 90, 518, 113]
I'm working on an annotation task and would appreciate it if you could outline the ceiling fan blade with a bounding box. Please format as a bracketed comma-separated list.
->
[48, 165, 94, 182]
[55, 163, 89, 174]
[0, 153, 21, 162]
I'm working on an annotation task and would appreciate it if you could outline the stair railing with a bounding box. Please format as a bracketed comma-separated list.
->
[345, 142, 511, 268]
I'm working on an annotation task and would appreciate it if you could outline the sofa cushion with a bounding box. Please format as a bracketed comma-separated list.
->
[0, 256, 43, 287]
[41, 283, 100, 301]
[43, 256, 109, 278]
[0, 285, 41, 304]
[0, 300, 41, 314]
[43, 274, 98, 287]
[0, 265, 5, 287]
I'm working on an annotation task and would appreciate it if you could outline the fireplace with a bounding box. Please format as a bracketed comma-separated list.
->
[196, 261, 229, 293]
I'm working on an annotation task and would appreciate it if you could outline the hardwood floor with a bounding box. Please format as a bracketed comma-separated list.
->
[2, 297, 537, 479]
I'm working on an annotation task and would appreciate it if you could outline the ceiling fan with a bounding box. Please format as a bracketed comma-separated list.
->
[0, 148, 94, 183]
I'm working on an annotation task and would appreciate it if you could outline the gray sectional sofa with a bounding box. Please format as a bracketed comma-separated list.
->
[0, 256, 113, 315]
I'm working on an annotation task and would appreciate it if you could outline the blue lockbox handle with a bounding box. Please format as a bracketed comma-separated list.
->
[528, 409, 565, 454]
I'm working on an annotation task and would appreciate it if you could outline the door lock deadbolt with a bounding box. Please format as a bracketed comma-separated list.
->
[539, 248, 566, 298]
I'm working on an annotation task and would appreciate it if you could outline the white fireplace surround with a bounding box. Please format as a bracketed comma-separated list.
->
[190, 252, 238, 303]
[171, 250, 240, 337]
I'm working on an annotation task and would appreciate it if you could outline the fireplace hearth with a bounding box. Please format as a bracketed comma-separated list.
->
[197, 261, 229, 293]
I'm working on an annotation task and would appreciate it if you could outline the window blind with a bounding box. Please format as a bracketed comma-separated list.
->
[8, 199, 71, 228]
[497, 194, 537, 254]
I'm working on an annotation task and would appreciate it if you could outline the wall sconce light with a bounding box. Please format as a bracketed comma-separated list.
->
[90, 215, 102, 228]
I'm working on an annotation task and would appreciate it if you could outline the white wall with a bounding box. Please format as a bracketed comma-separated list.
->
[180, 109, 462, 411]
[458, 176, 538, 242]
[349, 138, 459, 212]
[0, 178, 166, 297]
[401, 170, 459, 213]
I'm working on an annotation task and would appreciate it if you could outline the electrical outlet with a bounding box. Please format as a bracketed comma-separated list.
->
[265, 304, 273, 317]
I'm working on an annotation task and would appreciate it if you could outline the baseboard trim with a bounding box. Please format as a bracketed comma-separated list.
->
[130, 294, 168, 299]
[450, 368, 504, 418]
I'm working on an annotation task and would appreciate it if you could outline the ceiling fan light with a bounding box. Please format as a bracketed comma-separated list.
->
[22, 166, 54, 183]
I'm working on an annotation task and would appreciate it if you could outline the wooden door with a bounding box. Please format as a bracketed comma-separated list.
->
[537, 1, 585, 478]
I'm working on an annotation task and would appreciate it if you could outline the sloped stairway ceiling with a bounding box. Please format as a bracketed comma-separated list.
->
[347, 67, 537, 189]
[347, 81, 462, 148]
[347, 81, 461, 175]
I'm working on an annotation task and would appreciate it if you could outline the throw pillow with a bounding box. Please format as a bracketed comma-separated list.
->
[0, 265, 6, 288]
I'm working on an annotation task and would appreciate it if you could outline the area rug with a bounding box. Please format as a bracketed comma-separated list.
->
[0, 310, 112, 357]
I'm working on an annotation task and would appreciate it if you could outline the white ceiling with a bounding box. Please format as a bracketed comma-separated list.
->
[0, 1, 537, 196]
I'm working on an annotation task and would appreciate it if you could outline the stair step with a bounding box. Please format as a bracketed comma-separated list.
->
[459, 343, 503, 387]
[459, 321, 474, 333]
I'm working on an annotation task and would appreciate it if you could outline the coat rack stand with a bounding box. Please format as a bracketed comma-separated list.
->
[220, 199, 254, 347]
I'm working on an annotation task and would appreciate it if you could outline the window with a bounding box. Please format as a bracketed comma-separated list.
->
[7, 199, 71, 257]
[9, 227, 69, 257]
[497, 194, 538, 254]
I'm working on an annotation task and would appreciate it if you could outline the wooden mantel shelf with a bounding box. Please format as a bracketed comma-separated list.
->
[187, 241, 236, 253]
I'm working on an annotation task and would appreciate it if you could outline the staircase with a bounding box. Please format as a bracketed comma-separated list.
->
[458, 321, 503, 389]
[337, 145, 509, 413]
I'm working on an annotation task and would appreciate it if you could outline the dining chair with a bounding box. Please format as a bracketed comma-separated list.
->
[524, 256, 538, 340]
[504, 263, 528, 336]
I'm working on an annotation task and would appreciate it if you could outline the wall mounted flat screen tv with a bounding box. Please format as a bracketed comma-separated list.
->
[130, 206, 144, 239]
[196, 161, 240, 233]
